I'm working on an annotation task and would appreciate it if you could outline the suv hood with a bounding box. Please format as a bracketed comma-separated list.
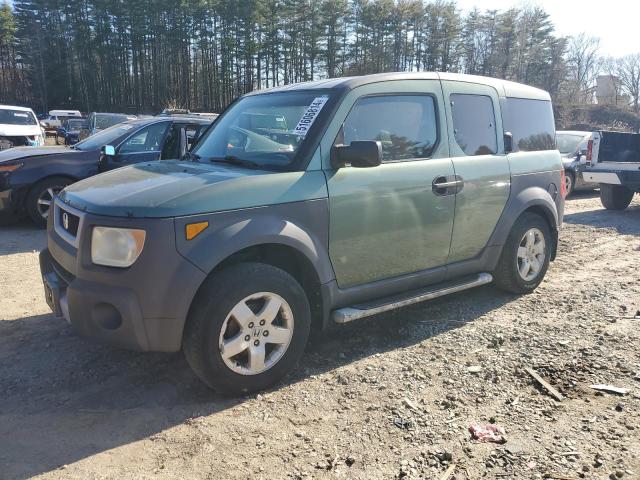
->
[0, 124, 43, 137]
[59, 161, 328, 218]
[0, 145, 71, 163]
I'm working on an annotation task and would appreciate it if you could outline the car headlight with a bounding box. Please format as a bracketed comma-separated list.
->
[91, 226, 146, 267]
[0, 162, 23, 173]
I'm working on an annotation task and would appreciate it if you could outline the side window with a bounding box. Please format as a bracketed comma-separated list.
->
[505, 98, 555, 152]
[450, 94, 497, 156]
[335, 95, 438, 162]
[119, 122, 169, 154]
[186, 124, 205, 150]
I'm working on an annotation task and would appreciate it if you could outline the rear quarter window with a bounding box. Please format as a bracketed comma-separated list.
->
[505, 98, 556, 152]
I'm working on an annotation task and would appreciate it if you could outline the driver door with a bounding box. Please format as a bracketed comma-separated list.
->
[324, 82, 456, 289]
[101, 121, 170, 171]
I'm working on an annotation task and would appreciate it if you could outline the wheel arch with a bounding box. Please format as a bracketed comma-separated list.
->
[489, 185, 560, 261]
[25, 174, 79, 204]
[176, 210, 335, 336]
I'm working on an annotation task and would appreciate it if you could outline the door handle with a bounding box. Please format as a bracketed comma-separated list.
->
[432, 175, 464, 195]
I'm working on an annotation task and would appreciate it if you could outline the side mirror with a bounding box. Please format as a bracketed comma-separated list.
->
[579, 154, 587, 165]
[101, 145, 116, 156]
[504, 132, 513, 154]
[331, 141, 382, 169]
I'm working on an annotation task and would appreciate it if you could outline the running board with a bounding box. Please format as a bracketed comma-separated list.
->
[332, 273, 493, 324]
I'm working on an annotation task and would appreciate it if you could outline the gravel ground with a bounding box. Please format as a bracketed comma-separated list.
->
[1, 192, 639, 480]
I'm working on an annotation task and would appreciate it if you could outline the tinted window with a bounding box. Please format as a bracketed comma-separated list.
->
[120, 122, 169, 153]
[450, 94, 497, 156]
[95, 114, 131, 130]
[336, 95, 438, 162]
[505, 98, 555, 152]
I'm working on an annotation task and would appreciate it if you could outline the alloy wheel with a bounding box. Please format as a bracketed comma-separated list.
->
[218, 292, 294, 375]
[564, 174, 573, 196]
[516, 227, 546, 282]
[36, 186, 64, 220]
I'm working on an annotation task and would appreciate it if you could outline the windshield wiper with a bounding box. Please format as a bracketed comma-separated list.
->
[209, 155, 261, 169]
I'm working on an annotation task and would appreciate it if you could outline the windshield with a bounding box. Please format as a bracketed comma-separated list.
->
[0, 109, 37, 126]
[192, 91, 334, 169]
[95, 114, 131, 130]
[556, 134, 586, 154]
[75, 122, 137, 150]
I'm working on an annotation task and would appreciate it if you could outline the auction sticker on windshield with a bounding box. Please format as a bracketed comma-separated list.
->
[293, 96, 329, 136]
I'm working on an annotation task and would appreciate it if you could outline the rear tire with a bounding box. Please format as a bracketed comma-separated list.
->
[183, 262, 311, 395]
[26, 176, 72, 228]
[600, 184, 634, 210]
[493, 213, 551, 294]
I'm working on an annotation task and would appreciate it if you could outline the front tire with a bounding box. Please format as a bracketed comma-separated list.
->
[493, 213, 551, 294]
[183, 262, 311, 395]
[600, 184, 634, 210]
[26, 176, 73, 228]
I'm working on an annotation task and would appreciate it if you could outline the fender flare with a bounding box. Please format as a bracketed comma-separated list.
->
[175, 213, 335, 285]
[488, 185, 559, 249]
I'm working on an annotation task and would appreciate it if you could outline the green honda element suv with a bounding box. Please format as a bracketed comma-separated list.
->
[40, 73, 564, 394]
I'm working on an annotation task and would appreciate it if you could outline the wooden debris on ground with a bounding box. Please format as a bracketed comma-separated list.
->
[524, 367, 564, 401]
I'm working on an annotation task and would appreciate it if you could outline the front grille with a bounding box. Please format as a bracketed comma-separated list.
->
[58, 206, 80, 237]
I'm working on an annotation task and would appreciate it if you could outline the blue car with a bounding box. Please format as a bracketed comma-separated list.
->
[1, 116, 212, 226]
[56, 118, 88, 145]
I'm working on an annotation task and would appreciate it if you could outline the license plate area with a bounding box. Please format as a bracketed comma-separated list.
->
[43, 273, 62, 316]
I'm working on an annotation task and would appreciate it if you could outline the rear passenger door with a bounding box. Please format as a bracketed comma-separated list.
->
[441, 81, 511, 264]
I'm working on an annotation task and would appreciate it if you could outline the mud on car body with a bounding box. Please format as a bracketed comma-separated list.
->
[40, 73, 565, 394]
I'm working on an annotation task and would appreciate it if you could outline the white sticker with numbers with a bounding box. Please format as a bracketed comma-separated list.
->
[293, 96, 329, 136]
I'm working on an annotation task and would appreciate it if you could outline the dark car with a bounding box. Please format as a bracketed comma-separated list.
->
[556, 130, 597, 196]
[0, 116, 212, 227]
[56, 118, 88, 145]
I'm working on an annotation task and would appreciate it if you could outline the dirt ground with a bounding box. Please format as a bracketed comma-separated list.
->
[1, 192, 639, 480]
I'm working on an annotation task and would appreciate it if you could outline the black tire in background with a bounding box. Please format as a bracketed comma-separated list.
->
[25, 176, 73, 228]
[183, 262, 311, 395]
[564, 171, 575, 197]
[600, 183, 634, 210]
[493, 212, 551, 294]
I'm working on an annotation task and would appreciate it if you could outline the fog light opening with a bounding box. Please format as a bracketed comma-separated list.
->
[92, 303, 122, 330]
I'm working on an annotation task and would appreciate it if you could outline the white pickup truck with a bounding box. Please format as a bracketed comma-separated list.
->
[583, 131, 640, 210]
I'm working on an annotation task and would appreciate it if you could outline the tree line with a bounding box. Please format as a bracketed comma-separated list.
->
[0, 0, 638, 114]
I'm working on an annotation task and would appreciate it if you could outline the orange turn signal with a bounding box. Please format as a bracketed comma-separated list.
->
[185, 221, 209, 240]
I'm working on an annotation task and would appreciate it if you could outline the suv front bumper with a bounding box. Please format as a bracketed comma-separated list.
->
[40, 201, 207, 352]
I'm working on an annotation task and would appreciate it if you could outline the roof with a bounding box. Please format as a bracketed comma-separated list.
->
[245, 72, 551, 101]
[0, 104, 35, 112]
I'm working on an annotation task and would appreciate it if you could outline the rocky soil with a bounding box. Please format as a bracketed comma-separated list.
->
[1, 192, 639, 480]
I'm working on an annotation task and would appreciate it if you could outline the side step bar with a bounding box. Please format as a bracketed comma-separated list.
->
[332, 273, 493, 324]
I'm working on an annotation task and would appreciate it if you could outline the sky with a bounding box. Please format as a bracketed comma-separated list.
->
[455, 0, 640, 57]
